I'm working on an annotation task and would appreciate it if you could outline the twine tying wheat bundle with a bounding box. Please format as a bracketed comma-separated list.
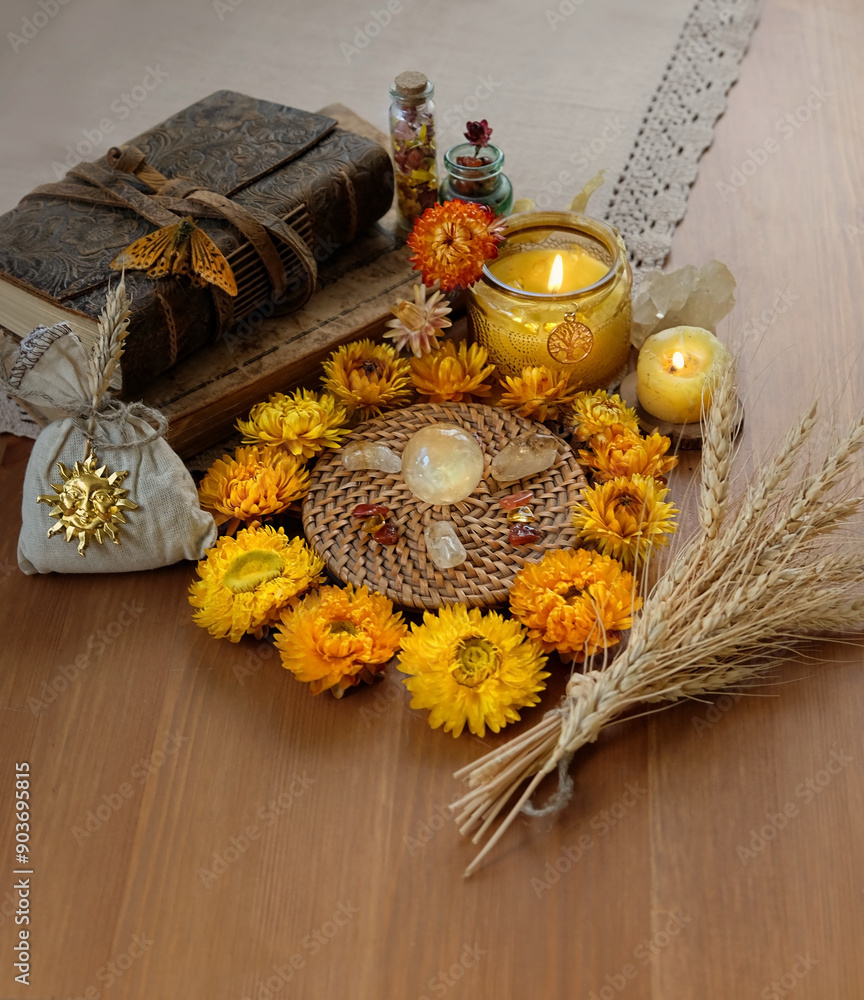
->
[453, 356, 864, 876]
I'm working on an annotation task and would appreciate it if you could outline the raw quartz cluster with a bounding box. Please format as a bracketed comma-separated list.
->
[490, 427, 558, 483]
[630, 261, 736, 349]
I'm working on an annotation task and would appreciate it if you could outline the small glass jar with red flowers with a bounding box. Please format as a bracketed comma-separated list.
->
[441, 120, 513, 216]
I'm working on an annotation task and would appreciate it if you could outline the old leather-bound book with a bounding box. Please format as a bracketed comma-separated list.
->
[0, 90, 394, 395]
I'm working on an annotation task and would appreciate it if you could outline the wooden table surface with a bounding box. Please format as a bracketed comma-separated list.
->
[3, 0, 864, 997]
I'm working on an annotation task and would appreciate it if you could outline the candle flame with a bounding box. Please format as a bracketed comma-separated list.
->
[671, 351, 685, 371]
[547, 254, 564, 294]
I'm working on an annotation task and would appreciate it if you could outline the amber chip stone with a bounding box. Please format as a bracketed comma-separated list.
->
[352, 503, 391, 519]
[506, 506, 537, 524]
[499, 490, 535, 510]
[508, 523, 542, 545]
[360, 514, 387, 534]
[373, 523, 400, 545]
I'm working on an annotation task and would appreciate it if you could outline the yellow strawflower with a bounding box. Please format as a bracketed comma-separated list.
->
[189, 526, 324, 642]
[399, 605, 548, 738]
[573, 474, 678, 567]
[410, 340, 496, 403]
[322, 339, 412, 420]
[499, 365, 577, 422]
[238, 388, 348, 460]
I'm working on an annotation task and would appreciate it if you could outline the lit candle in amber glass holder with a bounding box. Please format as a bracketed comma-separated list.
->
[466, 211, 632, 387]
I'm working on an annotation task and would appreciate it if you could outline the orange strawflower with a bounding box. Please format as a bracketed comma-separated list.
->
[509, 548, 640, 660]
[410, 340, 496, 403]
[275, 584, 406, 697]
[499, 366, 577, 422]
[580, 429, 678, 482]
[407, 200, 505, 291]
[198, 446, 310, 534]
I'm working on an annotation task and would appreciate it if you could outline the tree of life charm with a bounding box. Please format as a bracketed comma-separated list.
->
[547, 312, 594, 363]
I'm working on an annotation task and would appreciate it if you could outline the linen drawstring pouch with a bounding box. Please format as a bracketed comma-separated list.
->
[4, 320, 216, 574]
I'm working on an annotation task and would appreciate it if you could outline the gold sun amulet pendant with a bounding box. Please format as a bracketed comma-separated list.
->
[36, 449, 139, 557]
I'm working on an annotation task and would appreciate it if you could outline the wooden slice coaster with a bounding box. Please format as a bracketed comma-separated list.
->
[302, 402, 588, 611]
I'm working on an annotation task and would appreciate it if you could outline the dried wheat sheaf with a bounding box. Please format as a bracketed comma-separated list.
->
[453, 356, 864, 876]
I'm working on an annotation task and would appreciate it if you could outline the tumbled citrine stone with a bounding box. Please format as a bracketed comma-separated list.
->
[508, 523, 542, 545]
[360, 514, 386, 534]
[506, 506, 536, 524]
[499, 490, 534, 510]
[373, 523, 400, 545]
[352, 503, 390, 518]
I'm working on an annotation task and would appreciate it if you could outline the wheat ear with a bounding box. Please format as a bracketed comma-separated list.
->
[87, 274, 132, 414]
[454, 357, 864, 876]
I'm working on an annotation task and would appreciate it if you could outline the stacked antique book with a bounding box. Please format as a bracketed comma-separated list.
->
[0, 92, 414, 455]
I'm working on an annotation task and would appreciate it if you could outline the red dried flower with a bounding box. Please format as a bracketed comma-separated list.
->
[464, 120, 493, 149]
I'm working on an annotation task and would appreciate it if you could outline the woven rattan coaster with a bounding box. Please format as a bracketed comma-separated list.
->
[302, 402, 587, 611]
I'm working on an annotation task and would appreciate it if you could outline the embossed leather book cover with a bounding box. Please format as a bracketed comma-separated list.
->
[0, 90, 395, 396]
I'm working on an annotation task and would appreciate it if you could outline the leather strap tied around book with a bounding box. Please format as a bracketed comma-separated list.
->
[107, 144, 317, 302]
[28, 144, 318, 310]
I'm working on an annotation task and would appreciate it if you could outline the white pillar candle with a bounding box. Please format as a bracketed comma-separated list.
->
[636, 326, 728, 423]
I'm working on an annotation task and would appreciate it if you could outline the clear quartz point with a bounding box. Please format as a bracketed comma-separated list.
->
[490, 427, 558, 482]
[341, 441, 402, 473]
[424, 520, 467, 570]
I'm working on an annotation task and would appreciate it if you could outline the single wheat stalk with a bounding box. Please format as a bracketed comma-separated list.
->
[453, 357, 864, 877]
[87, 274, 132, 415]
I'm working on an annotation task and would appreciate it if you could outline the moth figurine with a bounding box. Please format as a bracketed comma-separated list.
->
[110, 216, 238, 296]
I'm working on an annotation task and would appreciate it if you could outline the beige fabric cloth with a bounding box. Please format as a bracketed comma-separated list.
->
[0, 0, 759, 436]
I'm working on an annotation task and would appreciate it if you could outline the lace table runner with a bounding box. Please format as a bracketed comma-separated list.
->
[599, 0, 760, 275]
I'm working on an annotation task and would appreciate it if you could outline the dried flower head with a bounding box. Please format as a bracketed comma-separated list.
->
[275, 584, 406, 696]
[410, 340, 496, 403]
[573, 474, 678, 567]
[189, 526, 324, 642]
[464, 119, 493, 151]
[238, 389, 348, 460]
[580, 429, 678, 483]
[571, 390, 640, 442]
[322, 339, 413, 420]
[509, 548, 641, 659]
[499, 366, 577, 422]
[399, 605, 548, 738]
[407, 200, 505, 291]
[198, 445, 310, 533]
[384, 283, 452, 357]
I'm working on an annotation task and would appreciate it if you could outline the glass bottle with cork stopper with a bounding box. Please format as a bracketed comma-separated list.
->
[389, 71, 439, 229]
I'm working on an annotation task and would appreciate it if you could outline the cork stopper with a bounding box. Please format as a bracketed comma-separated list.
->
[394, 71, 430, 97]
